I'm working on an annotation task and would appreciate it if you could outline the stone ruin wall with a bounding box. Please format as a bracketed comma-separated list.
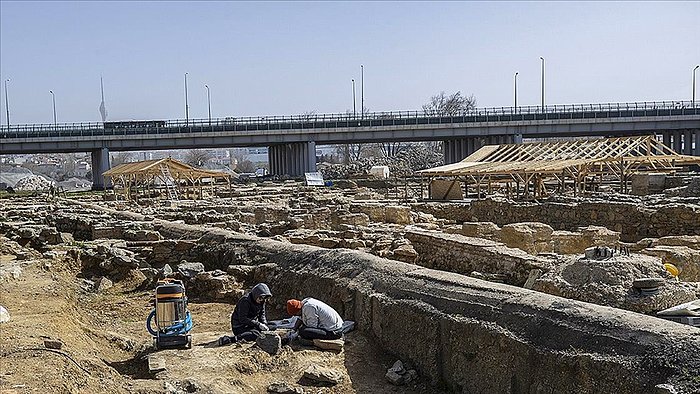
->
[186, 226, 700, 394]
[413, 198, 700, 242]
[404, 229, 553, 286]
[48, 201, 700, 393]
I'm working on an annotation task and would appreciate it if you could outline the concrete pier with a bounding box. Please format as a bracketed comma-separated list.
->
[90, 147, 111, 190]
[268, 141, 317, 177]
[443, 134, 522, 164]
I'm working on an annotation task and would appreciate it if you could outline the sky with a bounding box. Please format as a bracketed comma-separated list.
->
[0, 1, 698, 125]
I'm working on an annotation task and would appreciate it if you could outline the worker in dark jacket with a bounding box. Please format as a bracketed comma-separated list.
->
[218, 283, 272, 345]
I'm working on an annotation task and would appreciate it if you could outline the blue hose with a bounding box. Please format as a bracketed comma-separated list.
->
[146, 310, 193, 336]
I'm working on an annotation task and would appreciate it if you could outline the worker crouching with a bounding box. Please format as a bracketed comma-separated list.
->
[286, 298, 344, 340]
[219, 283, 272, 345]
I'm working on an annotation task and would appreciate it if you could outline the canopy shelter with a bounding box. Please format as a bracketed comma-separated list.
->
[419, 136, 700, 199]
[103, 157, 232, 201]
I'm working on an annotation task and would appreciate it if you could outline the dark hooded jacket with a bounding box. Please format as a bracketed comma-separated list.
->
[231, 283, 271, 331]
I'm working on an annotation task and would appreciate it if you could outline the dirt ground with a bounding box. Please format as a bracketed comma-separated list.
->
[0, 250, 442, 394]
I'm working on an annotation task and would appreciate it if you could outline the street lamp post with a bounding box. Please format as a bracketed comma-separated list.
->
[514, 72, 518, 110]
[205, 84, 211, 125]
[352, 79, 356, 117]
[360, 64, 364, 118]
[4, 79, 9, 127]
[49, 90, 56, 127]
[693, 65, 699, 107]
[540, 57, 545, 110]
[184, 73, 189, 125]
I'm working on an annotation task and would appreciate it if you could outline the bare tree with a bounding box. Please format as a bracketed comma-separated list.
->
[334, 144, 366, 164]
[379, 142, 412, 158]
[230, 149, 256, 173]
[184, 149, 213, 167]
[110, 152, 133, 167]
[422, 91, 476, 116]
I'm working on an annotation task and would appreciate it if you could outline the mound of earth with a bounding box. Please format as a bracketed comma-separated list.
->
[532, 254, 698, 314]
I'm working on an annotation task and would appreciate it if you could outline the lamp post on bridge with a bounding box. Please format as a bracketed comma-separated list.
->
[205, 84, 211, 125]
[184, 72, 189, 125]
[693, 65, 699, 107]
[514, 72, 518, 111]
[49, 90, 56, 127]
[4, 79, 9, 127]
[540, 57, 545, 110]
[360, 64, 364, 118]
[352, 79, 356, 117]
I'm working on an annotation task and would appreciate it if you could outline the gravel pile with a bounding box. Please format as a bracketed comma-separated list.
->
[319, 145, 443, 179]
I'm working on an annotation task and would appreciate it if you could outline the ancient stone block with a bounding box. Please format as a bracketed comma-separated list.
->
[391, 244, 418, 263]
[312, 338, 344, 351]
[461, 222, 501, 240]
[385, 206, 411, 225]
[578, 226, 620, 247]
[641, 246, 700, 281]
[302, 364, 343, 385]
[551, 230, 588, 254]
[500, 222, 554, 254]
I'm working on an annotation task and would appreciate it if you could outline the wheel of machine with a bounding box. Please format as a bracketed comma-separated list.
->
[153, 337, 159, 350]
[186, 335, 192, 349]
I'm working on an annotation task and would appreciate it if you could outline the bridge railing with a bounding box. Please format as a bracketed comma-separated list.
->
[1, 100, 698, 139]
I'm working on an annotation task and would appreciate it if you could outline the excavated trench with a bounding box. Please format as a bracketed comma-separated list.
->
[61, 200, 700, 393]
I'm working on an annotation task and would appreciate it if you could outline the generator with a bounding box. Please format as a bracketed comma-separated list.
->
[146, 279, 193, 349]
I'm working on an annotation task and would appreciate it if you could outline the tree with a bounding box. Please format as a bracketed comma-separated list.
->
[230, 149, 256, 173]
[110, 152, 133, 167]
[422, 91, 476, 116]
[184, 149, 213, 167]
[335, 144, 366, 164]
[379, 142, 412, 158]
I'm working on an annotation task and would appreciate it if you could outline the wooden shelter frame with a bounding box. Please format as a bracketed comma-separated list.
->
[419, 136, 700, 200]
[103, 158, 232, 201]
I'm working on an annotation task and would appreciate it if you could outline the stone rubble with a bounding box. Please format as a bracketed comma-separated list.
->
[14, 175, 54, 191]
[301, 364, 343, 385]
[255, 331, 282, 355]
[267, 381, 304, 394]
[385, 359, 419, 386]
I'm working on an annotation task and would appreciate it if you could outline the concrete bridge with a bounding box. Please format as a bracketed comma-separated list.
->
[1, 100, 699, 189]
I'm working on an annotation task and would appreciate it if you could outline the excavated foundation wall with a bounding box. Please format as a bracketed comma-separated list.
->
[150, 227, 699, 393]
[404, 229, 554, 286]
[63, 201, 700, 393]
[412, 199, 700, 242]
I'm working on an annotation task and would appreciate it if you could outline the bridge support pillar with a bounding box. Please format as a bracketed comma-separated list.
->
[694, 130, 700, 156]
[684, 130, 693, 155]
[91, 147, 111, 190]
[268, 142, 317, 177]
[443, 138, 470, 164]
[673, 131, 683, 153]
[443, 134, 522, 164]
[662, 132, 672, 149]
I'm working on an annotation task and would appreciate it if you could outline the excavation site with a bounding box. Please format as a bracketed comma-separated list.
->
[2, 136, 700, 394]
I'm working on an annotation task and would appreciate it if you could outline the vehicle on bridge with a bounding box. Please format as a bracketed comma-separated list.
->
[104, 120, 167, 130]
